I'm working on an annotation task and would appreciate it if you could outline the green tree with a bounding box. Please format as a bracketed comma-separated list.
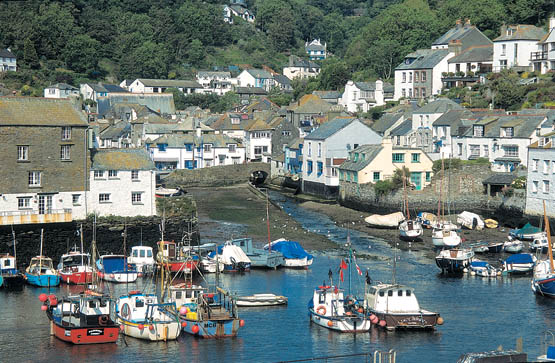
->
[436, 0, 507, 39]
[63, 34, 101, 74]
[35, 2, 78, 60]
[487, 70, 526, 110]
[268, 88, 293, 106]
[22, 38, 40, 70]
[187, 39, 205, 67]
[119, 41, 169, 79]
[319, 59, 350, 90]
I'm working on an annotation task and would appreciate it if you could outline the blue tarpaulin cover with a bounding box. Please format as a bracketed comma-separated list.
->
[505, 253, 535, 264]
[471, 261, 489, 268]
[101, 256, 126, 272]
[266, 241, 313, 260]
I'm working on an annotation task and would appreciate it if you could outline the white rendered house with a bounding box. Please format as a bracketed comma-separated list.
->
[339, 80, 393, 113]
[493, 24, 546, 72]
[44, 83, 80, 99]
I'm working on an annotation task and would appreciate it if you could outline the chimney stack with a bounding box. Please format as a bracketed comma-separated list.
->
[464, 18, 471, 28]
[456, 19, 462, 29]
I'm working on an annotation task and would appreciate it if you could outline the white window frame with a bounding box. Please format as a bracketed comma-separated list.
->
[532, 159, 538, 171]
[99, 193, 111, 203]
[61, 127, 71, 140]
[533, 180, 539, 193]
[60, 145, 71, 160]
[228, 144, 236, 152]
[203, 144, 212, 152]
[94, 170, 105, 179]
[108, 170, 118, 178]
[131, 192, 142, 204]
[318, 143, 322, 157]
[543, 180, 550, 193]
[544, 160, 549, 174]
[29, 171, 41, 187]
[18, 197, 31, 209]
[72, 194, 81, 205]
[18, 145, 29, 161]
[131, 170, 139, 180]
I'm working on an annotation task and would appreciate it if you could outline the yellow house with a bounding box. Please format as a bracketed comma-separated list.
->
[338, 138, 433, 190]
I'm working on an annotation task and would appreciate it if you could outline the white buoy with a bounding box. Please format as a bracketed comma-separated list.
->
[463, 268, 468, 273]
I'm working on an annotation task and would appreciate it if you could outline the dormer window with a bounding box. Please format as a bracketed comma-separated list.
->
[503, 127, 514, 137]
[473, 125, 484, 137]
[231, 117, 240, 125]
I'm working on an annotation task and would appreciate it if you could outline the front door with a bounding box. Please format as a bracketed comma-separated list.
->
[410, 172, 422, 191]
[38, 195, 53, 214]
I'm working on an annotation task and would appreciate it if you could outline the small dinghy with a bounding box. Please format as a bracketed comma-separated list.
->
[264, 239, 313, 269]
[485, 219, 498, 229]
[530, 232, 551, 253]
[235, 293, 288, 307]
[503, 238, 524, 254]
[510, 222, 543, 241]
[432, 228, 461, 248]
[469, 241, 489, 253]
[364, 212, 404, 229]
[502, 253, 537, 275]
[487, 242, 504, 253]
[469, 261, 500, 277]
[457, 211, 485, 230]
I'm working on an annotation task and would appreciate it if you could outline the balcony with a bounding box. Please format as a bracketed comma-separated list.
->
[530, 51, 548, 61]
[0, 209, 72, 226]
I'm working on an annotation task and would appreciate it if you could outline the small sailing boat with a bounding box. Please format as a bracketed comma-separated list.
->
[531, 201, 555, 298]
[431, 158, 461, 248]
[399, 168, 423, 241]
[0, 228, 25, 290]
[58, 225, 93, 285]
[265, 239, 313, 269]
[25, 229, 60, 287]
[502, 253, 537, 274]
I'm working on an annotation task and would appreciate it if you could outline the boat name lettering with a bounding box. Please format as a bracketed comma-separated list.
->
[204, 322, 217, 328]
[87, 329, 104, 336]
[399, 316, 425, 324]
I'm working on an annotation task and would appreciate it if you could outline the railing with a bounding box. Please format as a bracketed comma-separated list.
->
[530, 51, 548, 61]
[0, 209, 72, 225]
[276, 350, 396, 363]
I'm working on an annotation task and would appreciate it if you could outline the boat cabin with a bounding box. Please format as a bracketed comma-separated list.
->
[119, 293, 175, 323]
[169, 284, 205, 307]
[158, 241, 177, 260]
[129, 246, 154, 263]
[0, 254, 17, 274]
[28, 256, 54, 273]
[365, 284, 421, 314]
[230, 238, 254, 254]
[100, 255, 134, 273]
[60, 253, 90, 269]
[312, 286, 346, 317]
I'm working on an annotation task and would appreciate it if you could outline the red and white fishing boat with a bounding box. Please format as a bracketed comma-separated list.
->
[58, 247, 93, 285]
[157, 240, 198, 274]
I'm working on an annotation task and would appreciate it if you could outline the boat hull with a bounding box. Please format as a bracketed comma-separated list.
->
[309, 309, 371, 333]
[435, 257, 471, 274]
[248, 253, 283, 269]
[0, 274, 25, 290]
[487, 243, 504, 253]
[371, 311, 439, 330]
[60, 271, 93, 285]
[181, 317, 240, 338]
[25, 273, 60, 287]
[283, 257, 313, 269]
[99, 271, 138, 283]
[235, 294, 288, 307]
[222, 263, 251, 273]
[118, 319, 181, 341]
[532, 277, 555, 298]
[50, 321, 119, 344]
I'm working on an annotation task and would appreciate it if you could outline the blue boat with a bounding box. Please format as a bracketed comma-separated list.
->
[25, 256, 60, 287]
[265, 239, 313, 268]
[0, 253, 25, 290]
[97, 255, 138, 283]
[532, 260, 555, 297]
[230, 238, 284, 269]
[502, 253, 536, 274]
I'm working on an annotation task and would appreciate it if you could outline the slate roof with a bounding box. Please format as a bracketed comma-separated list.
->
[46, 83, 78, 91]
[464, 115, 546, 138]
[197, 71, 231, 78]
[144, 123, 179, 134]
[482, 173, 516, 185]
[448, 45, 493, 63]
[312, 91, 341, 100]
[287, 137, 303, 148]
[92, 149, 155, 171]
[131, 113, 172, 125]
[102, 84, 128, 93]
[273, 74, 291, 86]
[494, 25, 546, 41]
[339, 144, 383, 172]
[87, 83, 108, 93]
[433, 109, 475, 127]
[245, 97, 280, 112]
[289, 94, 333, 114]
[371, 113, 404, 134]
[390, 119, 413, 136]
[305, 117, 357, 140]
[287, 56, 320, 69]
[174, 118, 213, 132]
[0, 49, 15, 58]
[396, 49, 450, 70]
[137, 79, 203, 89]
[100, 93, 175, 116]
[100, 120, 131, 139]
[235, 87, 267, 95]
[433, 25, 480, 46]
[415, 98, 463, 114]
[0, 97, 87, 126]
[151, 133, 242, 148]
[305, 40, 325, 51]
[245, 69, 273, 79]
[246, 118, 272, 131]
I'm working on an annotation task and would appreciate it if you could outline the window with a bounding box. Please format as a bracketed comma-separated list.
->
[503, 127, 514, 137]
[228, 144, 236, 152]
[402, 72, 406, 83]
[402, 89, 406, 98]
[18, 197, 31, 209]
[353, 153, 359, 162]
[17, 146, 28, 161]
[458, 143, 463, 156]
[552, 161, 555, 173]
[108, 170, 118, 178]
[99, 193, 110, 203]
[203, 144, 212, 152]
[544, 160, 549, 174]
[501, 44, 506, 56]
[473, 125, 484, 137]
[353, 172, 358, 183]
[503, 146, 518, 157]
[281, 130, 291, 137]
[131, 170, 139, 180]
[132, 192, 142, 204]
[533, 180, 539, 193]
[158, 143, 167, 151]
[185, 160, 195, 169]
[426, 172, 431, 182]
[422, 72, 426, 81]
[307, 160, 313, 174]
[28, 171, 41, 186]
[308, 142, 312, 156]
[61, 127, 71, 140]
[414, 88, 419, 98]
[500, 59, 507, 69]
[331, 167, 337, 177]
[392, 153, 404, 163]
[339, 170, 344, 180]
[409, 72, 412, 83]
[94, 170, 104, 179]
[254, 146, 263, 155]
[60, 145, 71, 160]
[373, 172, 380, 181]
[185, 143, 193, 152]
[72, 194, 81, 205]
[421, 88, 426, 98]
[483, 145, 489, 157]
[412, 153, 420, 163]
[415, 71, 420, 82]
[398, 290, 403, 297]
[408, 88, 412, 98]
[317, 143, 322, 157]
[470, 144, 480, 156]
[317, 161, 323, 176]
[543, 180, 550, 193]
[532, 159, 538, 171]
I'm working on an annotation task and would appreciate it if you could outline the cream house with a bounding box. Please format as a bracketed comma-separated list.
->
[338, 138, 433, 190]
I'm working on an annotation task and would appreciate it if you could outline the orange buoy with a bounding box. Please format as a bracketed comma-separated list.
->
[39, 293, 47, 302]
[437, 316, 444, 325]
[191, 325, 200, 334]
[149, 324, 154, 331]
[181, 321, 187, 328]
[41, 305, 48, 311]
[379, 320, 386, 327]
[239, 319, 245, 327]
[327, 320, 334, 327]
[138, 324, 144, 330]
[119, 325, 124, 332]
[357, 308, 364, 313]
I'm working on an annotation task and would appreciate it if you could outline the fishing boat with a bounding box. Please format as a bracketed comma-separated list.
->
[537, 330, 555, 361]
[235, 293, 288, 307]
[116, 291, 181, 341]
[435, 248, 474, 274]
[399, 169, 423, 241]
[97, 255, 138, 283]
[58, 249, 93, 285]
[502, 253, 537, 274]
[186, 244, 223, 273]
[364, 212, 404, 228]
[128, 246, 155, 275]
[265, 239, 313, 269]
[157, 240, 199, 274]
[469, 261, 500, 277]
[510, 222, 544, 241]
[25, 229, 60, 287]
[0, 229, 25, 290]
[230, 238, 283, 269]
[531, 201, 555, 298]
[42, 291, 119, 344]
[207, 243, 251, 272]
[503, 238, 524, 254]
[530, 232, 551, 253]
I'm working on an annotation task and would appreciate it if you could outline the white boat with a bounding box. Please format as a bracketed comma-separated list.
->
[235, 293, 288, 307]
[264, 239, 313, 269]
[365, 212, 404, 228]
[503, 238, 524, 254]
[97, 255, 138, 283]
[155, 187, 184, 197]
[128, 246, 155, 274]
[207, 243, 251, 272]
[364, 283, 442, 330]
[432, 228, 462, 247]
[117, 291, 181, 341]
[399, 220, 423, 240]
[502, 253, 537, 274]
[435, 248, 474, 274]
[457, 211, 485, 230]
[308, 285, 371, 333]
[469, 261, 500, 277]
[530, 232, 551, 253]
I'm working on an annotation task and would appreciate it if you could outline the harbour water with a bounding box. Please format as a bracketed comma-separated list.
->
[1, 193, 555, 362]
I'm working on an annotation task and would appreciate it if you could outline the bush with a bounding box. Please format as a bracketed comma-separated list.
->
[432, 158, 461, 173]
[374, 180, 395, 198]
[512, 176, 526, 189]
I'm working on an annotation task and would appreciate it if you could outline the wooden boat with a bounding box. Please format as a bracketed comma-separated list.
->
[435, 248, 474, 274]
[128, 246, 155, 274]
[43, 292, 119, 344]
[235, 293, 288, 307]
[25, 229, 60, 287]
[265, 239, 313, 269]
[170, 284, 243, 338]
[117, 291, 181, 341]
[469, 261, 500, 277]
[97, 255, 138, 283]
[364, 212, 404, 228]
[484, 219, 498, 229]
[532, 201, 555, 298]
[502, 253, 537, 274]
[157, 240, 198, 274]
[308, 285, 371, 333]
[230, 238, 283, 269]
[58, 247, 93, 285]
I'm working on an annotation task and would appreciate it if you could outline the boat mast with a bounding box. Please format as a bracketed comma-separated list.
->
[11, 225, 16, 263]
[392, 244, 397, 285]
[266, 189, 272, 253]
[347, 232, 352, 296]
[543, 201, 554, 273]
[80, 223, 84, 266]
[403, 167, 410, 220]
[39, 228, 44, 274]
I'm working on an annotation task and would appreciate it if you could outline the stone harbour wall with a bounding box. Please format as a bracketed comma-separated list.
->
[164, 162, 271, 188]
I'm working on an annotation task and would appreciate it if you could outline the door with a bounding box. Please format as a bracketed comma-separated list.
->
[410, 172, 422, 191]
[38, 195, 52, 214]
